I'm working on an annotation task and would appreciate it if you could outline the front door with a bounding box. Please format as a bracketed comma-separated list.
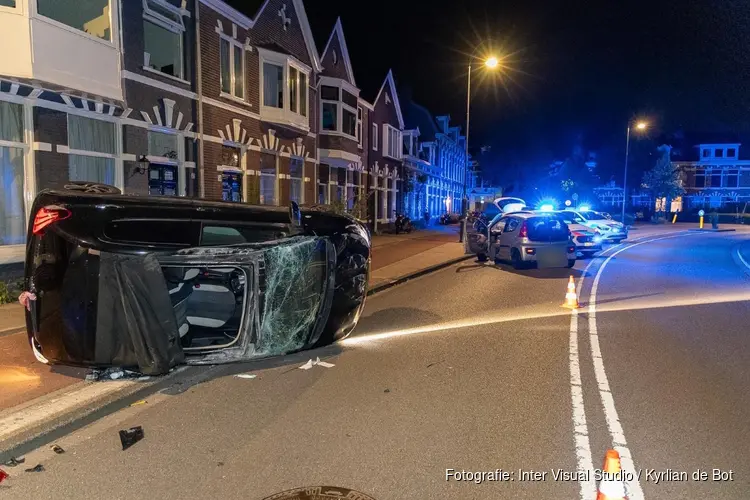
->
[149, 164, 178, 196]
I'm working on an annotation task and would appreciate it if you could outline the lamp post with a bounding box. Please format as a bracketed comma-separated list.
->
[621, 120, 647, 223]
[459, 56, 499, 243]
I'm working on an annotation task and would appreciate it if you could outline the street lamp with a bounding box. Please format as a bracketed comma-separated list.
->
[622, 120, 648, 223]
[459, 55, 500, 243]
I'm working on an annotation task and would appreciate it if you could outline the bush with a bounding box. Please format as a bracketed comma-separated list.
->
[0, 279, 23, 305]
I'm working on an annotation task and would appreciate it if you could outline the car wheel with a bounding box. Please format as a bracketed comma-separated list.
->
[511, 249, 524, 270]
[567, 259, 576, 268]
[63, 182, 121, 195]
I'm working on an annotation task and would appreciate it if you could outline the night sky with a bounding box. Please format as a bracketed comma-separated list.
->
[230, 0, 750, 184]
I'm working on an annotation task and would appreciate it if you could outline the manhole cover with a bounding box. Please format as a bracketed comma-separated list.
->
[262, 486, 376, 500]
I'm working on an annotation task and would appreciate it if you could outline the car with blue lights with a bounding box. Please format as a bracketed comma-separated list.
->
[558, 208, 628, 243]
[551, 211, 603, 257]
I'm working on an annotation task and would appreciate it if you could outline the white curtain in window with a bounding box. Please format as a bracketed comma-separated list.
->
[68, 115, 115, 154]
[0, 101, 23, 143]
[260, 175, 276, 205]
[69, 155, 115, 185]
[263, 63, 282, 108]
[0, 146, 25, 246]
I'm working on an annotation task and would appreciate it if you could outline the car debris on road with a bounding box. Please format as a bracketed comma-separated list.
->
[119, 426, 145, 451]
[299, 357, 335, 370]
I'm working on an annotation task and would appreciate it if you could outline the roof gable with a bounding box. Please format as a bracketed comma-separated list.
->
[320, 18, 356, 86]
[248, 0, 322, 71]
[374, 69, 404, 129]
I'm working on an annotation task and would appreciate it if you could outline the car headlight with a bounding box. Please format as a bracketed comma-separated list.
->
[593, 236, 603, 243]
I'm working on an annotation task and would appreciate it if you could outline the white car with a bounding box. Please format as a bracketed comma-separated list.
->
[483, 197, 528, 219]
[558, 209, 628, 243]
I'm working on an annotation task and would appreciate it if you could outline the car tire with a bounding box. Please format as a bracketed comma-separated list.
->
[62, 182, 121, 195]
[567, 259, 576, 268]
[511, 249, 524, 270]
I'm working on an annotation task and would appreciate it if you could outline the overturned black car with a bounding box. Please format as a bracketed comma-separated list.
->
[22, 183, 370, 375]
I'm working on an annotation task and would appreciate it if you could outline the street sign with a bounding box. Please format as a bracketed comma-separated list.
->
[698, 210, 705, 217]
[572, 193, 579, 201]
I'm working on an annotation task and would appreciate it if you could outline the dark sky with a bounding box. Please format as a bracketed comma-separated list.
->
[231, 0, 750, 181]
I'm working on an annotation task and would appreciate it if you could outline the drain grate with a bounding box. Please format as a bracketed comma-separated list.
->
[262, 486, 376, 500]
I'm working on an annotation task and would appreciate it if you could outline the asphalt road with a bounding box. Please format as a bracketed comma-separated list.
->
[2, 225, 749, 500]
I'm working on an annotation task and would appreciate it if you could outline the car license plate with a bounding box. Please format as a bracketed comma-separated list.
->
[584, 242, 593, 246]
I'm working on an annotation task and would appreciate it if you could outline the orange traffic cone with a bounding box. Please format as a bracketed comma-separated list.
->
[561, 275, 580, 309]
[597, 449, 627, 500]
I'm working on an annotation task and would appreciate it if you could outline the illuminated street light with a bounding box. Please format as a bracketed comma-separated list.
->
[460, 54, 501, 243]
[622, 119, 649, 222]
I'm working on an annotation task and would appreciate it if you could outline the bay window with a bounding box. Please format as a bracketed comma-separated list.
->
[357, 106, 363, 147]
[382, 124, 402, 160]
[263, 62, 283, 108]
[259, 49, 311, 129]
[221, 37, 245, 100]
[68, 115, 116, 186]
[37, 0, 111, 41]
[319, 80, 359, 139]
[287, 67, 307, 116]
[143, 0, 185, 80]
[0, 101, 25, 246]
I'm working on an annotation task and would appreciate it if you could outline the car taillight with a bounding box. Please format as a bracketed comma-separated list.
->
[567, 246, 576, 253]
[572, 231, 584, 237]
[518, 221, 528, 238]
[32, 206, 71, 235]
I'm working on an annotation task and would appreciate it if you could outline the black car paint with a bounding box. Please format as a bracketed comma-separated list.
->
[23, 190, 371, 373]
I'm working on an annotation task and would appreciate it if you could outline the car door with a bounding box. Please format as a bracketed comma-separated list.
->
[497, 217, 520, 260]
[466, 216, 490, 255]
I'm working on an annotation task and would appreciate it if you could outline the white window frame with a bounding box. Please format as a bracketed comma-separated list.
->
[372, 123, 378, 151]
[382, 123, 402, 160]
[318, 77, 359, 140]
[220, 35, 246, 102]
[0, 0, 20, 14]
[258, 48, 311, 131]
[287, 62, 308, 117]
[357, 106, 363, 148]
[142, 0, 186, 81]
[146, 127, 186, 197]
[32, 0, 116, 46]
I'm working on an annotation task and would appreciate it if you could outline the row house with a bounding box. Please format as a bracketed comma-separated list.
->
[674, 142, 750, 210]
[0, 0, 459, 271]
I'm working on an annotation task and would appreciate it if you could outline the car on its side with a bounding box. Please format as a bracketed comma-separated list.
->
[21, 182, 371, 375]
[467, 212, 576, 269]
[558, 209, 628, 243]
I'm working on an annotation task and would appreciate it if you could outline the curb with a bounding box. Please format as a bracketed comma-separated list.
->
[367, 255, 475, 296]
[0, 325, 25, 338]
[688, 228, 737, 232]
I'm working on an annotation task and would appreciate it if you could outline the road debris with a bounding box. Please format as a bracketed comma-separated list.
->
[234, 374, 257, 379]
[24, 464, 44, 473]
[384, 389, 390, 393]
[3, 457, 24, 467]
[119, 426, 145, 450]
[129, 400, 148, 407]
[299, 357, 335, 370]
[0, 469, 8, 484]
[50, 444, 65, 454]
[86, 367, 143, 381]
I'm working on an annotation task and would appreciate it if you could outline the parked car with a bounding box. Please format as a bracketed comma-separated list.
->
[21, 183, 371, 375]
[482, 197, 527, 219]
[558, 209, 628, 243]
[553, 211, 603, 257]
[467, 212, 576, 269]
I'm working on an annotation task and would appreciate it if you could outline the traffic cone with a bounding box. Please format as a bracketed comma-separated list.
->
[597, 449, 627, 500]
[0, 468, 8, 484]
[561, 275, 580, 309]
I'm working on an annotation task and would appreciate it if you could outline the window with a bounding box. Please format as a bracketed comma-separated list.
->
[710, 170, 722, 188]
[220, 145, 240, 168]
[694, 168, 705, 188]
[143, 0, 185, 79]
[357, 106, 363, 147]
[702, 149, 710, 158]
[262, 62, 283, 108]
[1, 0, 16, 8]
[0, 102, 25, 246]
[319, 83, 358, 139]
[318, 164, 329, 204]
[727, 148, 736, 158]
[382, 124, 402, 160]
[289, 67, 298, 114]
[220, 38, 245, 100]
[715, 149, 724, 158]
[726, 170, 739, 188]
[201, 225, 281, 246]
[105, 220, 197, 246]
[290, 157, 303, 204]
[299, 72, 307, 117]
[372, 123, 378, 151]
[148, 130, 178, 159]
[221, 171, 242, 202]
[37, 0, 111, 41]
[259, 153, 276, 205]
[67, 115, 116, 185]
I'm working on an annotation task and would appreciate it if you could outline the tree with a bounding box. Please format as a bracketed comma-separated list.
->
[642, 144, 684, 216]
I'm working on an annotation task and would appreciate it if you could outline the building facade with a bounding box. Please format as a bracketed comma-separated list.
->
[0, 0, 490, 273]
[675, 142, 750, 209]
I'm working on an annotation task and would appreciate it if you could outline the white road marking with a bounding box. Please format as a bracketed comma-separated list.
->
[586, 232, 693, 500]
[737, 247, 750, 272]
